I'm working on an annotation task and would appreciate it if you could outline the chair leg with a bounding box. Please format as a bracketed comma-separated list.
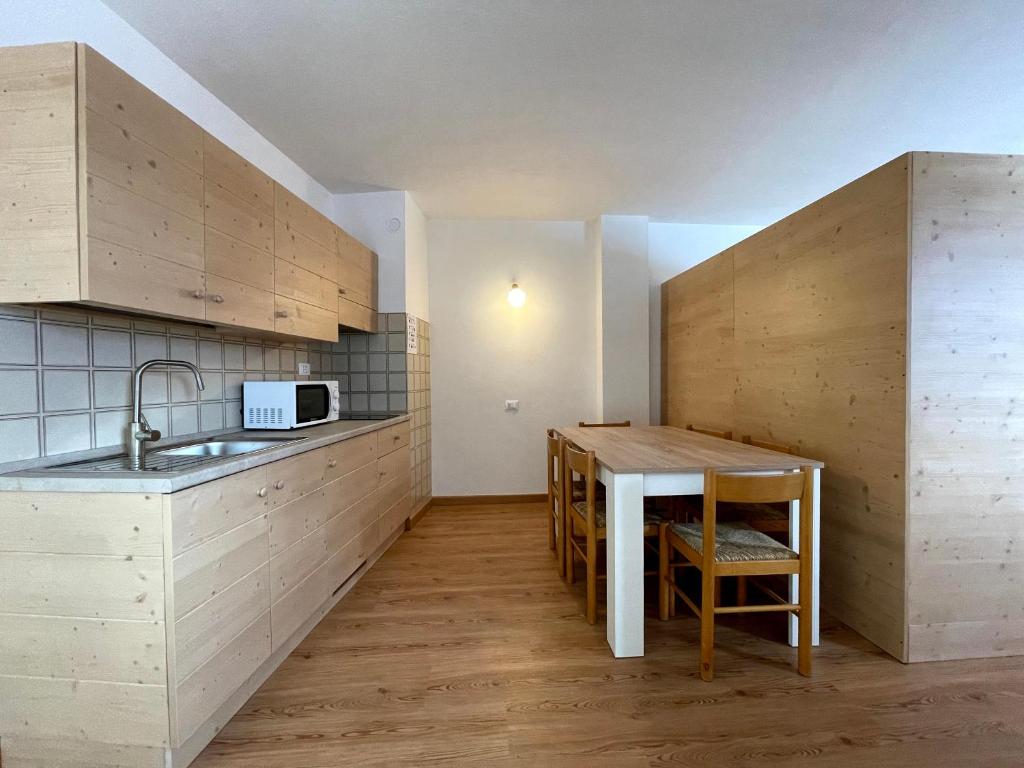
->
[548, 500, 556, 551]
[658, 525, 670, 621]
[585, 527, 597, 625]
[566, 519, 576, 585]
[737, 575, 747, 606]
[714, 576, 722, 607]
[556, 509, 566, 579]
[700, 569, 716, 682]
[798, 573, 812, 677]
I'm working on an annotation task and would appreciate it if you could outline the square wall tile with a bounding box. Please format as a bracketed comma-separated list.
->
[141, 371, 168, 405]
[44, 413, 92, 454]
[94, 370, 132, 408]
[388, 353, 406, 371]
[135, 333, 168, 364]
[199, 372, 224, 401]
[368, 373, 387, 392]
[245, 345, 263, 371]
[264, 348, 280, 372]
[43, 370, 91, 412]
[200, 402, 224, 431]
[280, 348, 295, 373]
[349, 335, 367, 352]
[224, 372, 245, 400]
[0, 417, 40, 462]
[350, 393, 368, 411]
[389, 393, 407, 412]
[41, 323, 88, 366]
[369, 394, 388, 412]
[170, 370, 202, 403]
[225, 400, 242, 428]
[199, 340, 222, 370]
[141, 406, 169, 436]
[224, 343, 245, 370]
[0, 370, 38, 415]
[368, 354, 387, 372]
[169, 336, 198, 365]
[94, 409, 130, 448]
[92, 329, 132, 367]
[171, 404, 198, 436]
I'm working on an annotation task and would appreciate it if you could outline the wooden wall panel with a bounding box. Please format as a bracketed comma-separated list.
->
[906, 152, 1024, 661]
[661, 156, 911, 660]
[660, 252, 735, 431]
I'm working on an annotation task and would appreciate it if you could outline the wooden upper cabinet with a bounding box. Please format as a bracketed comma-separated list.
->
[336, 227, 377, 310]
[204, 134, 273, 217]
[274, 184, 336, 253]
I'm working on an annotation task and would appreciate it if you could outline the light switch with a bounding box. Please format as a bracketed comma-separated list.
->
[298, 362, 311, 375]
[504, 399, 520, 412]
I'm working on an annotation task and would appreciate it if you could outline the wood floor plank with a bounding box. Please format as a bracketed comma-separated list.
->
[192, 502, 1024, 767]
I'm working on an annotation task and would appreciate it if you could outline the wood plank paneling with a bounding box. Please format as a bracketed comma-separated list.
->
[337, 294, 376, 332]
[0, 491, 162, 555]
[84, 107, 203, 222]
[85, 173, 204, 269]
[81, 44, 202, 173]
[204, 179, 273, 253]
[168, 466, 267, 555]
[0, 43, 80, 302]
[377, 419, 411, 456]
[270, 559, 330, 651]
[336, 227, 376, 309]
[275, 183, 335, 252]
[0, 735, 167, 768]
[274, 258, 337, 310]
[906, 151, 1024, 662]
[203, 133, 273, 217]
[274, 295, 338, 342]
[269, 487, 330, 557]
[204, 227, 275, 292]
[266, 447, 329, 509]
[275, 221, 337, 280]
[661, 155, 910, 661]
[326, 431, 378, 482]
[205, 273, 275, 332]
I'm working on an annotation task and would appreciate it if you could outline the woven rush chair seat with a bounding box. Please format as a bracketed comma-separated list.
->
[572, 500, 663, 531]
[669, 521, 796, 563]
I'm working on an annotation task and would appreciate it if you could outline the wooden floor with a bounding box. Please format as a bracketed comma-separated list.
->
[193, 503, 1024, 767]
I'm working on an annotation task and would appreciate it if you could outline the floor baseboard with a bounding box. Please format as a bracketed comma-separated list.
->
[431, 493, 547, 506]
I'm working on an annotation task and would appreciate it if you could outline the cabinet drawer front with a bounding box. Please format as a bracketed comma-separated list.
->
[173, 563, 269, 684]
[82, 45, 203, 174]
[269, 486, 329, 556]
[204, 133, 273, 217]
[172, 514, 269, 620]
[205, 228, 275, 292]
[377, 444, 409, 489]
[274, 295, 339, 342]
[275, 223, 337, 281]
[324, 461, 379, 520]
[267, 447, 329, 508]
[175, 611, 270, 746]
[275, 258, 337, 310]
[378, 421, 411, 456]
[205, 179, 273, 253]
[86, 174, 204, 270]
[271, 560, 330, 651]
[169, 465, 268, 555]
[380, 492, 411, 539]
[326, 432, 378, 482]
[205, 274, 275, 332]
[85, 108, 203, 222]
[337, 295, 376, 333]
[85, 237, 206, 321]
[275, 184, 336, 253]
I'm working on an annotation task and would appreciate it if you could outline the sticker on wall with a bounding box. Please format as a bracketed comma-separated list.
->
[406, 314, 419, 354]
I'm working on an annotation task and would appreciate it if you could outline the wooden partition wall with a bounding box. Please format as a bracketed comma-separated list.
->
[662, 152, 1024, 663]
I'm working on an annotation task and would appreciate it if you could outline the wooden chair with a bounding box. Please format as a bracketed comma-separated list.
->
[546, 429, 567, 577]
[685, 423, 733, 440]
[563, 440, 663, 624]
[658, 467, 814, 681]
[578, 420, 631, 428]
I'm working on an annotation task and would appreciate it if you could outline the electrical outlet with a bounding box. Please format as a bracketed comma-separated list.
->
[298, 362, 311, 376]
[504, 399, 520, 412]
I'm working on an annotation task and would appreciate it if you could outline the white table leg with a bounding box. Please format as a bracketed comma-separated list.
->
[605, 471, 645, 658]
[788, 467, 821, 647]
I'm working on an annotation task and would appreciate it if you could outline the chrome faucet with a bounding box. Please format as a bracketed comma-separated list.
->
[129, 359, 205, 469]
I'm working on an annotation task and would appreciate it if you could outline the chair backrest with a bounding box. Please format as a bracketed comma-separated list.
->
[686, 424, 733, 440]
[742, 435, 794, 454]
[578, 420, 630, 428]
[563, 440, 598, 529]
[546, 429, 563, 492]
[701, 466, 813, 566]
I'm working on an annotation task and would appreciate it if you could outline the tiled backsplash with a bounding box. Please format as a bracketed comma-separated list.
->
[0, 304, 313, 466]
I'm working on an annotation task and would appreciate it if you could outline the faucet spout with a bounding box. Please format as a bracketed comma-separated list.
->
[129, 359, 206, 469]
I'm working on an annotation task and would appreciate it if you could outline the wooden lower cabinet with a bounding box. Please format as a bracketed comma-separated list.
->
[0, 419, 411, 767]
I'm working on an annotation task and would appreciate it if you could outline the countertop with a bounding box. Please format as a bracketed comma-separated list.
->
[0, 414, 409, 494]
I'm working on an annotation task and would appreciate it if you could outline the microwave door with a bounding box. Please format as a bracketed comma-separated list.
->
[295, 384, 330, 424]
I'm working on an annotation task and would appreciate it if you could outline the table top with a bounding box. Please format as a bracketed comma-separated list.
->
[555, 425, 825, 474]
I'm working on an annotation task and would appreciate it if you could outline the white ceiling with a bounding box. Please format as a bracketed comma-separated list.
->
[100, 0, 1024, 224]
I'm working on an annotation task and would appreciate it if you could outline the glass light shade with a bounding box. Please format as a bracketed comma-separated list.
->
[507, 283, 527, 308]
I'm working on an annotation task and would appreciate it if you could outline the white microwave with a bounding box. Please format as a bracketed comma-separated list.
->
[243, 380, 340, 429]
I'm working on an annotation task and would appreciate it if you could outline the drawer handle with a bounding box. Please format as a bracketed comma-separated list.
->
[257, 487, 268, 498]
[393, 434, 400, 441]
[328, 459, 337, 468]
[191, 289, 206, 299]
[338, 287, 347, 295]
[210, 294, 225, 303]
[274, 480, 285, 490]
[275, 309, 289, 318]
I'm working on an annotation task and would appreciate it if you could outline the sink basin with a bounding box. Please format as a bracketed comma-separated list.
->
[154, 439, 296, 458]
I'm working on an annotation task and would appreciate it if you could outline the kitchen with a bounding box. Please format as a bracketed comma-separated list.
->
[1, 2, 1023, 766]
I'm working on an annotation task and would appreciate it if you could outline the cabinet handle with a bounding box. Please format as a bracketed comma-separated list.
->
[257, 487, 268, 498]
[275, 309, 289, 318]
[328, 458, 337, 468]
[338, 287, 347, 295]
[274, 480, 285, 490]
[191, 289, 206, 299]
[393, 434, 400, 441]
[210, 294, 225, 303]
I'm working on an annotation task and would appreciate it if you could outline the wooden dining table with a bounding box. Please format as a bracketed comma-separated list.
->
[556, 425, 824, 658]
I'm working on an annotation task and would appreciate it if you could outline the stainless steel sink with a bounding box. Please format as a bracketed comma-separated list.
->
[38, 436, 308, 473]
[154, 439, 296, 458]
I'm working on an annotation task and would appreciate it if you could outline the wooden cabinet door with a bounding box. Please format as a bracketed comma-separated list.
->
[205, 274, 275, 331]
[274, 184, 336, 254]
[338, 295, 376, 333]
[336, 227, 377, 310]
[275, 258, 337, 310]
[275, 295, 338, 342]
[377, 420, 411, 456]
[266, 447, 330, 509]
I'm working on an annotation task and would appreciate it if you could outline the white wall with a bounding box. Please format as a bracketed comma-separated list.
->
[586, 217, 603, 416]
[647, 222, 763, 423]
[0, 0, 333, 216]
[403, 193, 430, 321]
[427, 219, 596, 495]
[598, 215, 650, 425]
